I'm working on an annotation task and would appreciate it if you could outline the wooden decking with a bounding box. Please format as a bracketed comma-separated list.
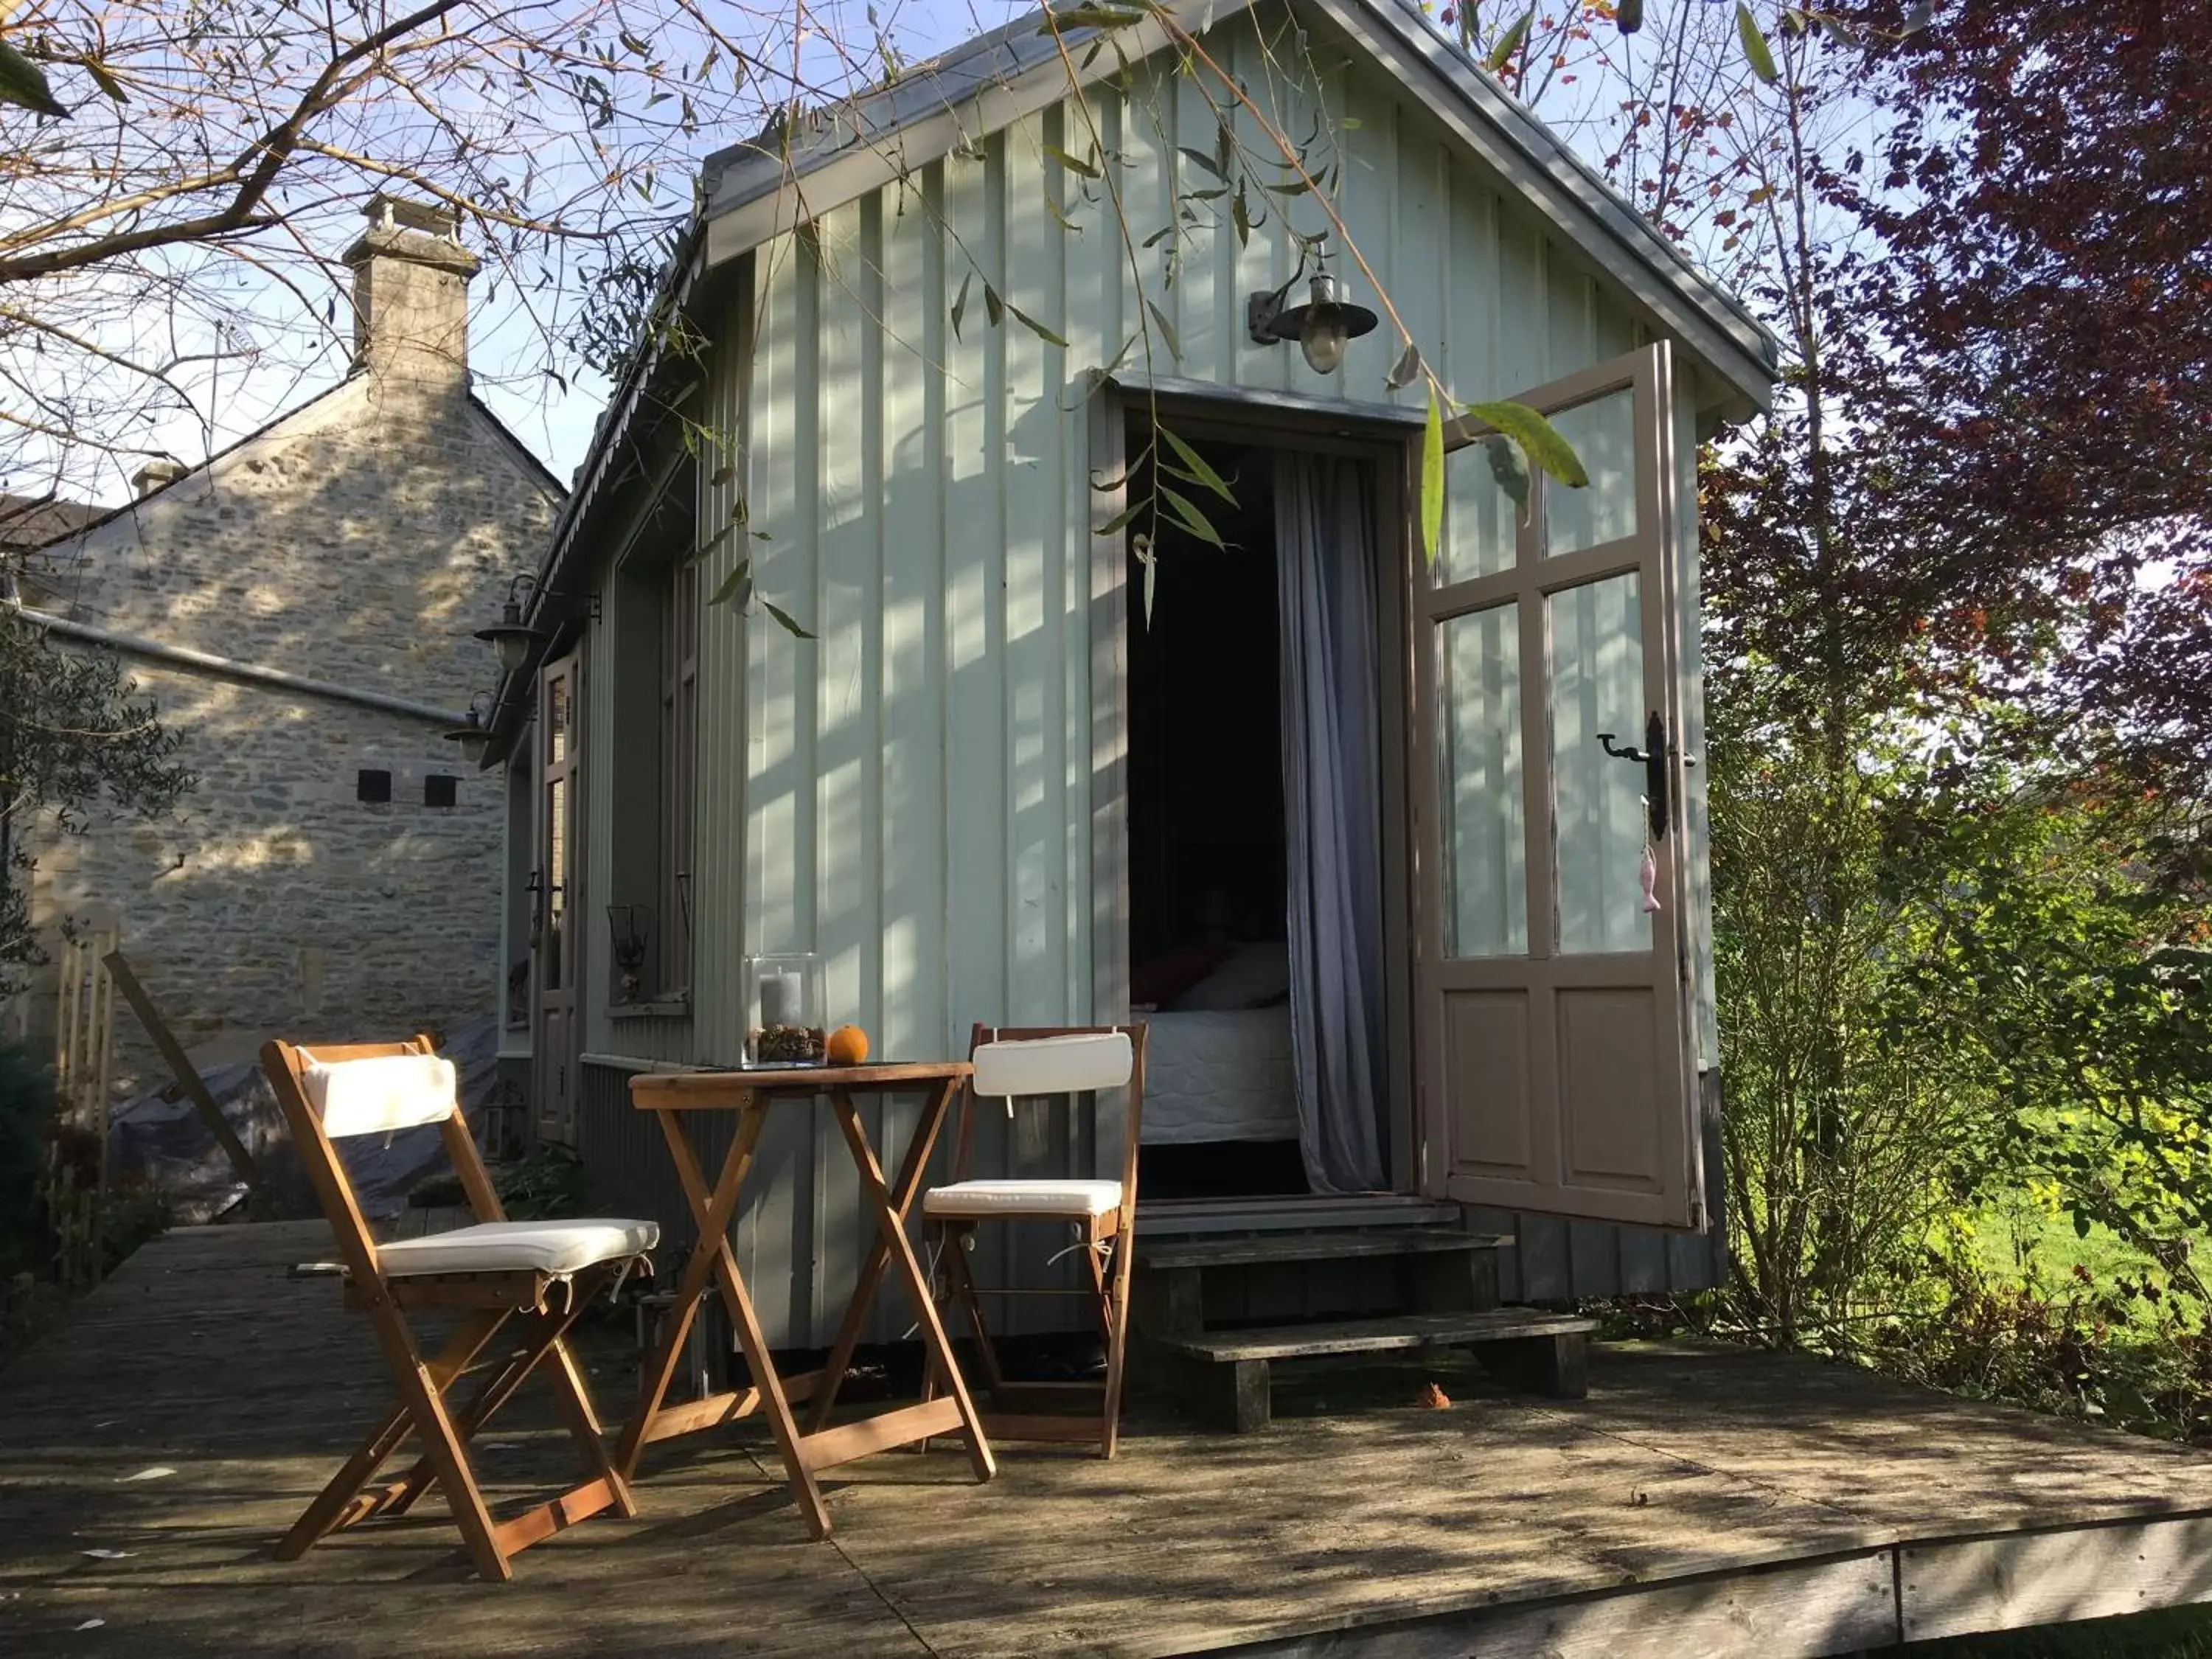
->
[7, 1222, 2212, 1658]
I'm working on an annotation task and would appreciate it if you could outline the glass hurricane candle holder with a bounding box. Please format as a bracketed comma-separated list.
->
[742, 953, 827, 1068]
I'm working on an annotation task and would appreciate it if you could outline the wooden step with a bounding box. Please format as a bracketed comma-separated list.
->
[1139, 1228, 1506, 1272]
[1138, 1195, 1462, 1237]
[1157, 1307, 1593, 1364]
[1153, 1308, 1597, 1433]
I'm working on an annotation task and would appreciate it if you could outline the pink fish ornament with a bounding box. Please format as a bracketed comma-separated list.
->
[1638, 845, 1660, 914]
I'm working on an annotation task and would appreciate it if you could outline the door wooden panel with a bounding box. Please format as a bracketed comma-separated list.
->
[1412, 344, 1702, 1229]
[1441, 990, 1531, 1178]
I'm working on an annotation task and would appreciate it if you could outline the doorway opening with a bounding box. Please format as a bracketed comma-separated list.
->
[1126, 431, 1304, 1200]
[1125, 417, 1402, 1205]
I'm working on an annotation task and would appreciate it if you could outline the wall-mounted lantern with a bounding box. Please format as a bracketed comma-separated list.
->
[441, 692, 495, 766]
[1246, 272, 1379, 375]
[473, 573, 549, 676]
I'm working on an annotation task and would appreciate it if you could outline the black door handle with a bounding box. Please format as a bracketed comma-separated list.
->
[1594, 710, 1671, 841]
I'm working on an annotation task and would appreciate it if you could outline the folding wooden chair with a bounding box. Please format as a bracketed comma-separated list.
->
[262, 1035, 658, 1580]
[922, 1023, 1147, 1456]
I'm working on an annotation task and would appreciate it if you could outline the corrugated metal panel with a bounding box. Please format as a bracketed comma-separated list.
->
[569, 14, 1735, 1343]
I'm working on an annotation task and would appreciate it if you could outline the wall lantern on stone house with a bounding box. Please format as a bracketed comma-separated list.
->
[473, 572, 550, 676]
[442, 692, 496, 766]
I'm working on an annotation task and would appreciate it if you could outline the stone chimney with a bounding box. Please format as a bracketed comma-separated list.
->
[341, 195, 480, 387]
[132, 459, 188, 498]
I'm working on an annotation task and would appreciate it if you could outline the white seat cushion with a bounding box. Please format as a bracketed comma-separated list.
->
[972, 1032, 1133, 1099]
[374, 1218, 659, 1278]
[922, 1179, 1123, 1219]
[303, 1053, 458, 1138]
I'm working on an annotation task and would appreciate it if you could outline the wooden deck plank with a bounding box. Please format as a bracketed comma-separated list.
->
[1160, 1309, 1595, 1363]
[1534, 1343, 2212, 1531]
[6, 1223, 2212, 1658]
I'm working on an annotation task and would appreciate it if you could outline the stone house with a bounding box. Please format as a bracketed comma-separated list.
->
[5, 198, 562, 1093]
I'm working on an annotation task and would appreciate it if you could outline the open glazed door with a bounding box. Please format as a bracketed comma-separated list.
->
[533, 647, 582, 1147]
[1411, 342, 1703, 1228]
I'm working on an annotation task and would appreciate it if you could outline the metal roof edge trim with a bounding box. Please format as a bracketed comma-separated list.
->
[694, 0, 1777, 407]
[1315, 0, 1779, 394]
[488, 224, 713, 745]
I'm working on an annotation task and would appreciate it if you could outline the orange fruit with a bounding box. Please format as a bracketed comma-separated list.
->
[826, 1024, 870, 1067]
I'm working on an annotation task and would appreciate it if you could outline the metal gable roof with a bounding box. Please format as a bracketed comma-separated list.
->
[694, 0, 1778, 407]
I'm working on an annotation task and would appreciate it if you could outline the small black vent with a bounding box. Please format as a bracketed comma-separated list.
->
[425, 773, 459, 809]
[356, 769, 392, 804]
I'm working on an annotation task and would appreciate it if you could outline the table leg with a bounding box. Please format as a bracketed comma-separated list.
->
[615, 1107, 761, 1481]
[660, 1104, 832, 1538]
[827, 1087, 996, 1484]
[810, 1074, 961, 1432]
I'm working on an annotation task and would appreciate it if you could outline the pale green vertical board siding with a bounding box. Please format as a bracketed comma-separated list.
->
[578, 10, 1731, 1342]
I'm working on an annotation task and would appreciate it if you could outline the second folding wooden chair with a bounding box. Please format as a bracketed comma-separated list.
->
[262, 1034, 658, 1580]
[922, 1023, 1147, 1456]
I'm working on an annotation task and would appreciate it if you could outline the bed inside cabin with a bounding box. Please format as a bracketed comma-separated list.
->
[1124, 426, 1392, 1203]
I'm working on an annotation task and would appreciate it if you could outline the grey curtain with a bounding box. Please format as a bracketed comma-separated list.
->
[1275, 453, 1389, 1194]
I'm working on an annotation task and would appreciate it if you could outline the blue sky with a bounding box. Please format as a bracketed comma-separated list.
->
[87, 1, 1028, 505]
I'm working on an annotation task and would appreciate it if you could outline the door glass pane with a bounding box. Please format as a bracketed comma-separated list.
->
[1434, 437, 1523, 585]
[546, 773, 568, 990]
[1544, 389, 1638, 558]
[1437, 603, 1525, 957]
[1549, 573, 1650, 953]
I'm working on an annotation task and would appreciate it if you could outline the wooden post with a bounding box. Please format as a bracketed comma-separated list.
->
[102, 950, 262, 1191]
[44, 937, 116, 1289]
[91, 931, 116, 1254]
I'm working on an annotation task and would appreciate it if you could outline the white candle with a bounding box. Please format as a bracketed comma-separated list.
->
[759, 970, 797, 1029]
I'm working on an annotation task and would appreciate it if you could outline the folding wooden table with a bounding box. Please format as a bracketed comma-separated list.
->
[613, 1061, 994, 1539]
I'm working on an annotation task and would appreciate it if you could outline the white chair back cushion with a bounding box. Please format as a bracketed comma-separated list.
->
[303, 1053, 459, 1138]
[971, 1032, 1133, 1100]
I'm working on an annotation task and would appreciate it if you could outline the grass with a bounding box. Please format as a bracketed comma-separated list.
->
[1970, 1196, 2175, 1303]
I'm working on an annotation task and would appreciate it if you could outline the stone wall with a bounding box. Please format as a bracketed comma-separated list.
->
[14, 366, 560, 1094]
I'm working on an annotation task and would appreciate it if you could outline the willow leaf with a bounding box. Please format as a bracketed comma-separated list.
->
[1485, 7, 1533, 74]
[1385, 339, 1422, 392]
[1039, 5, 1148, 32]
[83, 56, 128, 102]
[1095, 498, 1147, 538]
[0, 38, 66, 117]
[1005, 299, 1069, 348]
[706, 559, 754, 608]
[1736, 1, 1780, 83]
[1464, 398, 1588, 489]
[1147, 299, 1183, 365]
[1420, 389, 1444, 567]
[762, 600, 816, 640]
[1158, 425, 1235, 504]
[1486, 435, 1530, 517]
[950, 268, 973, 339]
[1158, 484, 1226, 548]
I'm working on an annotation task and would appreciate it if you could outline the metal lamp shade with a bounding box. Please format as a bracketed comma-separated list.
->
[473, 602, 546, 676]
[1249, 272, 1378, 375]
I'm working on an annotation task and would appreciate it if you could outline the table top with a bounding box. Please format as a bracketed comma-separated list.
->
[630, 1060, 972, 1109]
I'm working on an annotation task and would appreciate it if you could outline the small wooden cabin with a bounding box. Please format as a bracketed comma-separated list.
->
[484, 0, 1776, 1352]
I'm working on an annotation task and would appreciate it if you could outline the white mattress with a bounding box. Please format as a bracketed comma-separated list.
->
[1139, 1008, 1300, 1145]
